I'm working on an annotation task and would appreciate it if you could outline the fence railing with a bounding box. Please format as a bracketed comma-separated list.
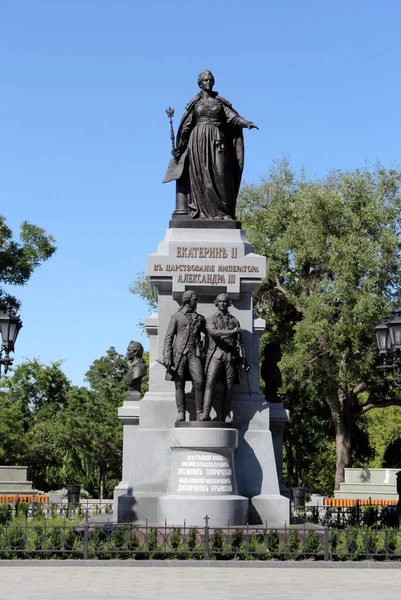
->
[295, 501, 400, 528]
[1, 518, 401, 561]
[0, 500, 113, 522]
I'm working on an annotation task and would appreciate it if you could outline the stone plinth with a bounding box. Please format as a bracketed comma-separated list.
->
[159, 427, 248, 526]
[0, 466, 37, 495]
[269, 402, 291, 500]
[113, 392, 140, 514]
[334, 468, 400, 501]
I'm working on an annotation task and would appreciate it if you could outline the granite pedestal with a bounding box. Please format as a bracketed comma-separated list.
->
[115, 226, 290, 526]
[159, 426, 248, 526]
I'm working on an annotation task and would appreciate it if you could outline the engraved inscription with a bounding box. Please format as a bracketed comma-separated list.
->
[176, 453, 233, 494]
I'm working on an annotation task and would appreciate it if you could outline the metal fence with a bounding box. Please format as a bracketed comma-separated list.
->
[0, 500, 113, 522]
[295, 502, 400, 529]
[1, 518, 401, 561]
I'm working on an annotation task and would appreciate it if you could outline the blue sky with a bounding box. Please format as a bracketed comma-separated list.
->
[1, 0, 401, 384]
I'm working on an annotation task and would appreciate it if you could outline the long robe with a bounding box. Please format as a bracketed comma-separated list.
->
[163, 92, 246, 220]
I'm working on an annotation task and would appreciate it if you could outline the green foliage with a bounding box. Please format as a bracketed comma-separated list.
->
[362, 506, 379, 527]
[286, 528, 300, 555]
[303, 529, 322, 556]
[129, 271, 157, 312]
[364, 406, 401, 467]
[0, 504, 12, 524]
[16, 502, 29, 519]
[0, 393, 26, 464]
[211, 528, 224, 552]
[0, 215, 56, 308]
[169, 527, 182, 550]
[230, 528, 244, 550]
[238, 159, 401, 488]
[0, 347, 129, 498]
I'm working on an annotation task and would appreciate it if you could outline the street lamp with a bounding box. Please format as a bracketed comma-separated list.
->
[374, 307, 401, 386]
[0, 305, 23, 375]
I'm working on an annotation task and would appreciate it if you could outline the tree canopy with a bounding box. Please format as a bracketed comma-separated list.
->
[0, 215, 56, 309]
[238, 159, 401, 490]
[0, 347, 148, 498]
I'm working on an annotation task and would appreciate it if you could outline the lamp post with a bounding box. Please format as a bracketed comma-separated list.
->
[374, 307, 401, 386]
[0, 305, 23, 376]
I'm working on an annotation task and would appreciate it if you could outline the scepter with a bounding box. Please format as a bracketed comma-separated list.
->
[165, 106, 176, 158]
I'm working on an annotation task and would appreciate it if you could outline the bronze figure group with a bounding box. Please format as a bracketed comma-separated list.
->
[162, 291, 249, 423]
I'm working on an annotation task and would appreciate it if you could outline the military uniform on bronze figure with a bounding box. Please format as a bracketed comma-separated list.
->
[126, 341, 147, 396]
[261, 342, 283, 404]
[164, 70, 258, 221]
[203, 294, 250, 423]
[162, 290, 207, 422]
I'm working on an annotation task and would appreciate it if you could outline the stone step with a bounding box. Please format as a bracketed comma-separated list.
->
[334, 491, 398, 500]
[0, 482, 35, 493]
[344, 467, 400, 485]
[337, 482, 398, 495]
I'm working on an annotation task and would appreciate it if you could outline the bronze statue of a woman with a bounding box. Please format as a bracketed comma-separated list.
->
[164, 70, 258, 221]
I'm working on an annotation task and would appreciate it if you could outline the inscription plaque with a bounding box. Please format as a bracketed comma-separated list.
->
[176, 453, 233, 494]
[147, 242, 265, 294]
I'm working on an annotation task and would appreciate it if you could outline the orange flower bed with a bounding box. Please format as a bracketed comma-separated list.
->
[0, 495, 49, 503]
[323, 498, 398, 507]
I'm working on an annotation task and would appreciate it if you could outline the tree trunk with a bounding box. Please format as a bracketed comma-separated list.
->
[284, 426, 295, 487]
[334, 421, 352, 490]
[99, 464, 105, 501]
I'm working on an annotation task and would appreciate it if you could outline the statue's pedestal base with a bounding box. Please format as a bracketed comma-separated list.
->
[114, 225, 290, 526]
[159, 426, 248, 527]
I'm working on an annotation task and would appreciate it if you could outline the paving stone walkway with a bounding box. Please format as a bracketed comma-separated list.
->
[1, 564, 401, 600]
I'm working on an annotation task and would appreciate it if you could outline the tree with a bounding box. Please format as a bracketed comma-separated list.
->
[0, 392, 26, 465]
[0, 215, 56, 308]
[0, 359, 72, 490]
[238, 159, 401, 489]
[129, 272, 157, 312]
[364, 405, 401, 468]
[1, 348, 149, 497]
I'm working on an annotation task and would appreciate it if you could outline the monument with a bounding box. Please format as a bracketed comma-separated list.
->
[114, 70, 290, 525]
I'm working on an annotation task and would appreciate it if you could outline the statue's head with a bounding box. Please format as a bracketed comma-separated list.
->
[263, 342, 282, 363]
[182, 290, 197, 310]
[214, 293, 231, 312]
[127, 340, 144, 360]
[198, 70, 215, 91]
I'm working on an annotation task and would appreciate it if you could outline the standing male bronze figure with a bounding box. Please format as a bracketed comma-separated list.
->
[203, 294, 249, 422]
[162, 290, 206, 422]
[261, 342, 283, 403]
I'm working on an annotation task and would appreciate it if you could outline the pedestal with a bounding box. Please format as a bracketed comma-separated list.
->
[270, 401, 291, 500]
[115, 226, 290, 526]
[159, 426, 248, 526]
[113, 391, 140, 516]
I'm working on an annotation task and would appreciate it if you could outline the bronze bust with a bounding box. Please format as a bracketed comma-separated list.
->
[126, 341, 147, 395]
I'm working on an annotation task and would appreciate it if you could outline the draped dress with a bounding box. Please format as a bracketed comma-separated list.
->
[177, 97, 248, 220]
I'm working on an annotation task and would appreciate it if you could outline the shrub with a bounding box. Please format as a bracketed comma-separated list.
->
[362, 506, 378, 528]
[286, 529, 300, 556]
[303, 529, 322, 558]
[211, 528, 224, 553]
[0, 504, 12, 525]
[267, 530, 280, 553]
[169, 527, 182, 550]
[230, 528, 244, 551]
